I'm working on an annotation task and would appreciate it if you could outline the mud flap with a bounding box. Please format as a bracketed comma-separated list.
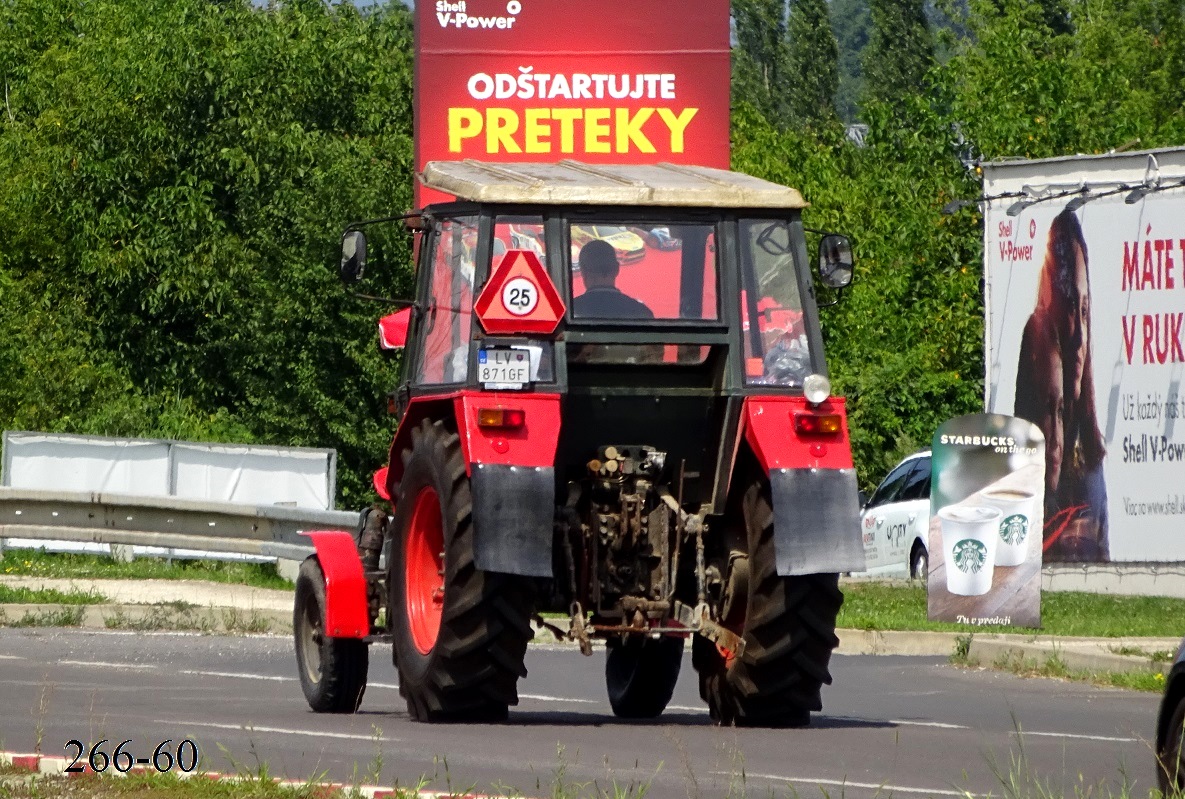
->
[470, 462, 555, 577]
[769, 468, 867, 576]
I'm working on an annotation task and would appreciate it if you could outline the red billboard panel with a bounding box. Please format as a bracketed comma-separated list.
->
[415, 0, 732, 206]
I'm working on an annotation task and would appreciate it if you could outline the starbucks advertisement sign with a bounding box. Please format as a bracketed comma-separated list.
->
[927, 414, 1045, 628]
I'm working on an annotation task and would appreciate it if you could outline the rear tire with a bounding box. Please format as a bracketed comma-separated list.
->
[294, 557, 368, 713]
[693, 475, 843, 727]
[390, 419, 535, 722]
[605, 635, 684, 718]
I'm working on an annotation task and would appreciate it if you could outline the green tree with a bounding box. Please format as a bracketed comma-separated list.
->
[863, 0, 936, 108]
[785, 0, 840, 127]
[0, 0, 417, 504]
[831, 0, 871, 121]
[732, 0, 790, 124]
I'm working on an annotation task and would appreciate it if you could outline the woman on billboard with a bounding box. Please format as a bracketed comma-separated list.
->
[1014, 208, 1110, 561]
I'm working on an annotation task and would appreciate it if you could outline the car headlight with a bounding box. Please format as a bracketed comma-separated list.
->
[803, 374, 831, 405]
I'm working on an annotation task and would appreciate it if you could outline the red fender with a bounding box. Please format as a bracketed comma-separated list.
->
[303, 530, 369, 639]
[741, 395, 854, 472]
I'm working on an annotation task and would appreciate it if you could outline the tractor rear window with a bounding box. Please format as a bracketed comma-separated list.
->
[739, 218, 812, 387]
[567, 221, 718, 321]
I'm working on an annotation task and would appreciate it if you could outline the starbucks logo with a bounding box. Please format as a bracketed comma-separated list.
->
[1000, 514, 1028, 545]
[952, 539, 987, 574]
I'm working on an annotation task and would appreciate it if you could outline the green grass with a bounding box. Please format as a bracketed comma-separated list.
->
[0, 585, 108, 605]
[0, 606, 86, 628]
[0, 549, 292, 590]
[0, 770, 397, 799]
[954, 647, 1170, 693]
[839, 582, 1185, 637]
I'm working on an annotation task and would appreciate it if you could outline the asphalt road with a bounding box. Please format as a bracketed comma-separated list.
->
[0, 628, 1162, 798]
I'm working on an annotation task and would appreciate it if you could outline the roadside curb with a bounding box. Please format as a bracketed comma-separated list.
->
[967, 637, 1175, 675]
[0, 750, 514, 798]
[836, 628, 1177, 674]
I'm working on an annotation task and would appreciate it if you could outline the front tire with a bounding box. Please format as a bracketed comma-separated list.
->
[694, 475, 843, 727]
[389, 419, 535, 722]
[605, 635, 684, 718]
[294, 557, 368, 713]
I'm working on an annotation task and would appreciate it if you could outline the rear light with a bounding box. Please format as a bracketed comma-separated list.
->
[793, 412, 842, 435]
[477, 408, 525, 429]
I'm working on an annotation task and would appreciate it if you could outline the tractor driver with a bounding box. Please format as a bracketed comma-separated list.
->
[573, 239, 654, 319]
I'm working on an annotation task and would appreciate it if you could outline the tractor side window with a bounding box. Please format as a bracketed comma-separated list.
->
[494, 216, 546, 267]
[568, 221, 718, 321]
[415, 216, 477, 385]
[739, 219, 811, 387]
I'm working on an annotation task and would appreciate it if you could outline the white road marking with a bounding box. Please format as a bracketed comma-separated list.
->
[0, 655, 24, 660]
[59, 660, 157, 670]
[830, 715, 969, 730]
[177, 670, 400, 690]
[1015, 730, 1139, 743]
[519, 693, 599, 704]
[718, 771, 974, 797]
[179, 670, 293, 682]
[162, 720, 392, 741]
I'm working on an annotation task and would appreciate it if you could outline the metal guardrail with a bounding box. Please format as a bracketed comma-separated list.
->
[0, 487, 360, 562]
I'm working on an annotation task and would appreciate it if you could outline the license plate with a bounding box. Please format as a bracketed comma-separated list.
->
[478, 348, 532, 387]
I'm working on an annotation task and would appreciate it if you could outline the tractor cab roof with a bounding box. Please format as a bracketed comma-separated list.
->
[419, 160, 809, 210]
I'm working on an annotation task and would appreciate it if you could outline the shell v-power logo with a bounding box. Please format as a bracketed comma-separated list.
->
[436, 1, 523, 30]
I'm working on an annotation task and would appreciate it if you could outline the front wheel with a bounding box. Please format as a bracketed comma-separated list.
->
[605, 635, 684, 718]
[294, 557, 368, 713]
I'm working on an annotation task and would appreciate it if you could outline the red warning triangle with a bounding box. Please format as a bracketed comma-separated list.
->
[474, 250, 566, 335]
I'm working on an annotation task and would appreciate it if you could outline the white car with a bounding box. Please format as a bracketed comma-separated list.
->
[857, 451, 931, 579]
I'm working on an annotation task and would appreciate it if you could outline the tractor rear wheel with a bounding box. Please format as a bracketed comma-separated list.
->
[605, 635, 684, 718]
[294, 557, 368, 713]
[389, 419, 535, 722]
[693, 475, 843, 727]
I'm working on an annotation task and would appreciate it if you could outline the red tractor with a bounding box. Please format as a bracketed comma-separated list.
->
[293, 161, 865, 727]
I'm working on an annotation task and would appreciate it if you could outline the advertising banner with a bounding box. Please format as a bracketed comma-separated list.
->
[415, 0, 731, 205]
[985, 182, 1185, 562]
[927, 414, 1044, 628]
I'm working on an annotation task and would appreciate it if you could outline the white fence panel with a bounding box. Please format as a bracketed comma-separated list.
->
[1, 434, 170, 496]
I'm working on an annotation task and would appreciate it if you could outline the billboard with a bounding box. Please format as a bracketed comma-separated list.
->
[927, 414, 1043, 628]
[415, 0, 731, 205]
[984, 148, 1185, 563]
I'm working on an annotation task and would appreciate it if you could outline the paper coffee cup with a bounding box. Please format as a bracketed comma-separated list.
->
[938, 505, 1002, 596]
[979, 487, 1037, 567]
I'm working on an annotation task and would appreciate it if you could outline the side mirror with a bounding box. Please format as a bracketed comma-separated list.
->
[858, 490, 869, 509]
[818, 234, 854, 289]
[378, 307, 412, 351]
[340, 230, 368, 284]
